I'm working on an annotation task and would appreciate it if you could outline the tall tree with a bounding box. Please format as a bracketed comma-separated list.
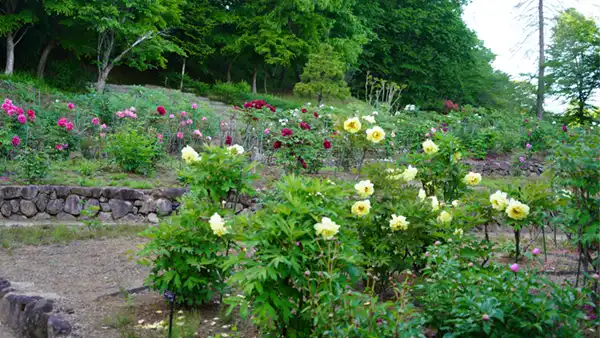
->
[76, 0, 185, 92]
[0, 0, 35, 75]
[546, 9, 600, 123]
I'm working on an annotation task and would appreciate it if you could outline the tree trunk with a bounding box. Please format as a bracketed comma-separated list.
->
[535, 0, 545, 120]
[278, 67, 287, 90]
[37, 41, 56, 79]
[179, 58, 186, 91]
[95, 65, 113, 93]
[5, 32, 15, 75]
[263, 68, 268, 94]
[226, 63, 231, 83]
[252, 66, 257, 94]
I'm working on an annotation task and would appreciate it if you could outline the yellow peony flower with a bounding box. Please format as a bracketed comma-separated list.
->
[344, 117, 362, 133]
[489, 190, 509, 211]
[430, 196, 440, 211]
[463, 172, 482, 186]
[314, 217, 340, 240]
[362, 115, 376, 124]
[453, 228, 464, 237]
[452, 152, 462, 162]
[437, 211, 453, 224]
[228, 144, 244, 155]
[389, 214, 409, 231]
[181, 145, 200, 164]
[452, 200, 459, 207]
[505, 199, 530, 220]
[209, 213, 228, 237]
[422, 139, 439, 155]
[366, 126, 386, 143]
[354, 180, 374, 198]
[351, 200, 371, 217]
[402, 165, 418, 181]
[418, 189, 427, 201]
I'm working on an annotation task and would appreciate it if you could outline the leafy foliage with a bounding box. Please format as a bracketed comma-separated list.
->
[106, 127, 159, 175]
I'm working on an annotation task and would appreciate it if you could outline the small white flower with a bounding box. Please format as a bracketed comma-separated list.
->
[372, 111, 378, 115]
[228, 144, 244, 155]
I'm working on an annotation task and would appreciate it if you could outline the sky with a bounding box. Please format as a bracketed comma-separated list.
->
[463, 0, 600, 113]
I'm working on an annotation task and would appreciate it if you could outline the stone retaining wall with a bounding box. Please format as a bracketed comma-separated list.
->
[0, 186, 188, 224]
[0, 278, 71, 338]
[466, 160, 543, 177]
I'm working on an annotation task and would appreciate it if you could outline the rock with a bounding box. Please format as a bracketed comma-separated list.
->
[10, 199, 19, 213]
[138, 199, 156, 214]
[132, 207, 138, 214]
[63, 195, 82, 216]
[109, 199, 133, 220]
[120, 189, 144, 201]
[152, 188, 186, 199]
[56, 212, 76, 222]
[20, 200, 37, 217]
[99, 197, 107, 202]
[54, 186, 71, 198]
[155, 199, 172, 216]
[36, 193, 49, 212]
[33, 213, 51, 221]
[100, 203, 111, 212]
[8, 215, 26, 221]
[46, 199, 65, 215]
[1, 186, 21, 199]
[98, 212, 112, 222]
[21, 186, 39, 200]
[102, 188, 122, 199]
[84, 199, 100, 216]
[1, 202, 12, 217]
[47, 315, 72, 337]
[147, 213, 159, 224]
[133, 200, 143, 207]
[238, 194, 253, 207]
[119, 213, 140, 223]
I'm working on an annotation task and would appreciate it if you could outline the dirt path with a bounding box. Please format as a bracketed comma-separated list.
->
[0, 237, 149, 337]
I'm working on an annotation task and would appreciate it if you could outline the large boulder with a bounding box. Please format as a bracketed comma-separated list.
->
[155, 199, 172, 216]
[138, 199, 157, 214]
[1, 202, 12, 217]
[63, 195, 82, 216]
[20, 200, 37, 217]
[109, 199, 133, 220]
[84, 199, 100, 216]
[1, 186, 21, 199]
[54, 186, 71, 198]
[21, 186, 39, 200]
[36, 193, 49, 212]
[9, 200, 19, 213]
[56, 212, 76, 222]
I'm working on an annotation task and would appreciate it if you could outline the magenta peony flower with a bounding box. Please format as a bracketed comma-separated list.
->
[281, 128, 293, 137]
[92, 117, 100, 125]
[510, 263, 519, 273]
[101, 123, 107, 129]
[68, 103, 75, 110]
[191, 103, 198, 109]
[186, 119, 193, 125]
[202, 117, 207, 121]
[532, 248, 541, 255]
[65, 122, 74, 131]
[181, 111, 187, 116]
[323, 139, 331, 149]
[526, 143, 532, 150]
[11, 135, 20, 146]
[180, 121, 186, 126]
[55, 144, 63, 150]
[176, 132, 184, 139]
[300, 122, 311, 130]
[57, 117, 68, 127]
[264, 128, 270, 135]
[434, 241, 441, 246]
[157, 134, 163, 141]
[157, 106, 166, 115]
[562, 124, 568, 132]
[482, 314, 489, 321]
[17, 114, 26, 124]
[193, 130, 202, 137]
[100, 133, 106, 138]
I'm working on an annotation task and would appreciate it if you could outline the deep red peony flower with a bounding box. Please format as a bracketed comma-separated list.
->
[281, 128, 293, 137]
[273, 140, 282, 149]
[301, 108, 307, 113]
[157, 106, 166, 115]
[300, 122, 311, 130]
[225, 135, 232, 145]
[323, 139, 331, 149]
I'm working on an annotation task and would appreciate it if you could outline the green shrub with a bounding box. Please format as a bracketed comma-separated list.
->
[208, 81, 251, 105]
[106, 127, 159, 175]
[17, 147, 51, 182]
[418, 237, 594, 337]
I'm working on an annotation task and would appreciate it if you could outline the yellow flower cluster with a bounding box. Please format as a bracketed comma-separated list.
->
[489, 190, 508, 211]
[389, 214, 409, 231]
[386, 165, 418, 181]
[437, 211, 453, 224]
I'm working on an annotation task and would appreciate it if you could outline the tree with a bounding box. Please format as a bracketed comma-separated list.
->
[0, 0, 35, 75]
[294, 44, 350, 104]
[76, 0, 185, 92]
[546, 9, 600, 123]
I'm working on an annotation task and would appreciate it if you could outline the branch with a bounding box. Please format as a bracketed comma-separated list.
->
[110, 30, 156, 66]
[14, 26, 29, 46]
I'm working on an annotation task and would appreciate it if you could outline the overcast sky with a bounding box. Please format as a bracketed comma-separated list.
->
[463, 0, 600, 113]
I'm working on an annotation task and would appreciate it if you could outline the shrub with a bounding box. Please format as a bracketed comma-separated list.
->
[209, 81, 251, 105]
[16, 147, 50, 182]
[106, 127, 159, 175]
[417, 237, 594, 337]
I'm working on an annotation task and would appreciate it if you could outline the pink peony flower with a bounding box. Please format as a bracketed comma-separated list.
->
[468, 262, 474, 267]
[65, 122, 74, 131]
[434, 241, 441, 246]
[180, 121, 186, 126]
[510, 263, 519, 273]
[57, 117, 68, 127]
[526, 143, 532, 150]
[532, 248, 541, 255]
[11, 135, 20, 146]
[92, 117, 100, 125]
[482, 314, 489, 321]
[202, 117, 207, 121]
[101, 123, 107, 129]
[519, 156, 525, 163]
[425, 252, 430, 257]
[169, 114, 175, 119]
[176, 132, 184, 139]
[281, 128, 293, 137]
[100, 133, 106, 138]
[116, 111, 125, 118]
[192, 103, 198, 109]
[157, 134, 164, 142]
[264, 128, 270, 135]
[55, 144, 63, 150]
[68, 103, 75, 110]
[181, 111, 187, 116]
[186, 119, 193, 125]
[592, 273, 600, 280]
[300, 122, 311, 130]
[193, 130, 202, 137]
[431, 127, 437, 133]
[17, 114, 26, 124]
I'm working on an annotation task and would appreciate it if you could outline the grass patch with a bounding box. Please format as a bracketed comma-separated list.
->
[0, 224, 149, 249]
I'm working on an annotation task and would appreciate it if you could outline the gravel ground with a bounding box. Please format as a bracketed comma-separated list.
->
[0, 237, 149, 337]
